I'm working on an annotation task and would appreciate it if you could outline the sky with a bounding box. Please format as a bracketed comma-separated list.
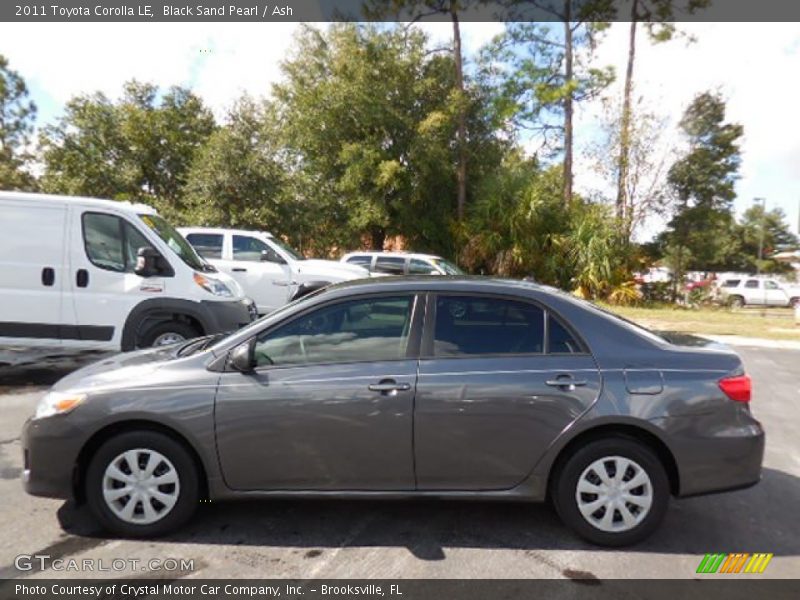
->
[1, 21, 799, 241]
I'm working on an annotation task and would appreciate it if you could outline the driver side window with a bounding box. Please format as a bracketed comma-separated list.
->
[233, 235, 283, 263]
[253, 295, 414, 367]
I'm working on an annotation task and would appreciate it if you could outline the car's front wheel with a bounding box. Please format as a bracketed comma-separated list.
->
[552, 437, 669, 547]
[85, 431, 199, 537]
[728, 295, 745, 309]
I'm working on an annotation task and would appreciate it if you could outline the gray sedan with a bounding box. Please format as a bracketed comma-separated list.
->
[21, 277, 764, 546]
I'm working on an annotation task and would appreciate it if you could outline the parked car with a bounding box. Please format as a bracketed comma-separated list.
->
[716, 276, 800, 308]
[0, 192, 255, 351]
[22, 277, 763, 546]
[179, 227, 369, 315]
[341, 251, 463, 276]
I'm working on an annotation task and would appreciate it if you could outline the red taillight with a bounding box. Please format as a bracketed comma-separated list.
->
[719, 375, 751, 403]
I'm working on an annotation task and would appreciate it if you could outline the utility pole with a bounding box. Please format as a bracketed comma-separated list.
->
[755, 197, 766, 275]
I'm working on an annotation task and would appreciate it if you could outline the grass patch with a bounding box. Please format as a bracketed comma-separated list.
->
[598, 304, 800, 341]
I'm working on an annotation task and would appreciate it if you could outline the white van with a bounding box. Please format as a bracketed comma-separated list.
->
[0, 192, 256, 351]
[179, 227, 369, 315]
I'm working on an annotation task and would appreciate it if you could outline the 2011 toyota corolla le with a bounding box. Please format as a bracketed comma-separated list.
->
[22, 277, 764, 546]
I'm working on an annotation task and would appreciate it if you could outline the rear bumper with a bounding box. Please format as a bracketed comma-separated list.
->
[657, 411, 765, 498]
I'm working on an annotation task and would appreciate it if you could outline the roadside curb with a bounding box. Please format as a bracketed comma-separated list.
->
[700, 334, 800, 351]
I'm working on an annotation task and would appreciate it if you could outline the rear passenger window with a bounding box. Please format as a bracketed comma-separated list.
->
[745, 280, 759, 289]
[433, 296, 544, 356]
[548, 314, 583, 354]
[722, 279, 740, 288]
[186, 233, 223, 259]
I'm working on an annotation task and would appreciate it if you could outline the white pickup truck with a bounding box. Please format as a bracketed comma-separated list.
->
[717, 276, 800, 308]
[179, 227, 369, 315]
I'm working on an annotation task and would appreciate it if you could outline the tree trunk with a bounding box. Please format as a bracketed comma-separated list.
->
[616, 0, 638, 233]
[562, 1, 574, 209]
[451, 7, 467, 221]
[369, 227, 385, 251]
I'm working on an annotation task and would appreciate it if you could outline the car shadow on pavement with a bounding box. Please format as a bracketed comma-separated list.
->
[57, 467, 800, 560]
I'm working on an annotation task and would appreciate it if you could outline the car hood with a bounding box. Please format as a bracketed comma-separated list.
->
[51, 345, 183, 393]
[295, 259, 369, 280]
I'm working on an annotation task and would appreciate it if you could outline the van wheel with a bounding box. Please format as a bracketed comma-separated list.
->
[140, 321, 199, 348]
[85, 431, 199, 538]
[791, 297, 799, 308]
[552, 438, 669, 547]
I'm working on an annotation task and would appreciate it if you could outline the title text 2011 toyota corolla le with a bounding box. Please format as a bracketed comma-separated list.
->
[22, 277, 764, 546]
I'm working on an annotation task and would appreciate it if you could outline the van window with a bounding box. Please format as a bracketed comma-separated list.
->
[721, 279, 740, 288]
[186, 233, 223, 259]
[745, 280, 759, 289]
[139, 214, 205, 271]
[83, 213, 153, 273]
[433, 296, 545, 356]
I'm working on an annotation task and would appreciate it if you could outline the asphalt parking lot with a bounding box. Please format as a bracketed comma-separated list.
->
[0, 345, 798, 580]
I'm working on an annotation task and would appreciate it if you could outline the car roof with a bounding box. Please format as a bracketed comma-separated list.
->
[343, 251, 443, 260]
[179, 226, 274, 238]
[0, 190, 156, 215]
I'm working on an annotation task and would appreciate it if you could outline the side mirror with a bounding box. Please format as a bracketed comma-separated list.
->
[261, 249, 287, 264]
[229, 340, 255, 373]
[135, 247, 161, 277]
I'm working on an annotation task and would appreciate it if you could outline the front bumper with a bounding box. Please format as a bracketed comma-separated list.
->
[200, 297, 257, 334]
[21, 416, 85, 499]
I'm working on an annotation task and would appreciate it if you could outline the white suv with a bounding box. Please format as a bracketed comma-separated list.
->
[179, 228, 369, 315]
[341, 251, 463, 276]
[717, 277, 800, 308]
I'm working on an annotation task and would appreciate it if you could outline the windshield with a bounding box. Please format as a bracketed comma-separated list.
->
[269, 236, 305, 261]
[138, 214, 206, 271]
[431, 258, 463, 275]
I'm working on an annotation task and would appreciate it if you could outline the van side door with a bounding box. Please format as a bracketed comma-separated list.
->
[0, 198, 69, 346]
[64, 208, 162, 349]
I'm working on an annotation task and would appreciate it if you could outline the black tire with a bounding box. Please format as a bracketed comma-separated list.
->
[85, 430, 199, 537]
[139, 321, 199, 348]
[728, 295, 745, 309]
[552, 437, 669, 547]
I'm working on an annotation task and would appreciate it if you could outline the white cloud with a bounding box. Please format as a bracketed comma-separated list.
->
[575, 22, 800, 238]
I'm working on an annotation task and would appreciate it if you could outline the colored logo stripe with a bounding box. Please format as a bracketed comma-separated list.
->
[697, 553, 773, 574]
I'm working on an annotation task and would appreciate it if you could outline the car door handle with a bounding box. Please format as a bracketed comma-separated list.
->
[545, 376, 587, 389]
[368, 380, 411, 393]
[232, 267, 247, 272]
[41, 267, 55, 287]
[76, 269, 89, 288]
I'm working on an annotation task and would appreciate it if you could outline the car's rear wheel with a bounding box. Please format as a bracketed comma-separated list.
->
[790, 297, 799, 308]
[728, 295, 745, 309]
[552, 437, 669, 547]
[85, 431, 199, 537]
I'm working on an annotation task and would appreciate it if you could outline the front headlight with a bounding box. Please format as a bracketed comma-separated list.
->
[193, 272, 233, 297]
[35, 392, 86, 419]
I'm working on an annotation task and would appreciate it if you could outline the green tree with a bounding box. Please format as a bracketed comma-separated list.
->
[735, 205, 799, 273]
[665, 91, 743, 284]
[273, 24, 493, 254]
[481, 5, 615, 207]
[0, 54, 37, 191]
[40, 81, 215, 214]
[183, 97, 290, 235]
